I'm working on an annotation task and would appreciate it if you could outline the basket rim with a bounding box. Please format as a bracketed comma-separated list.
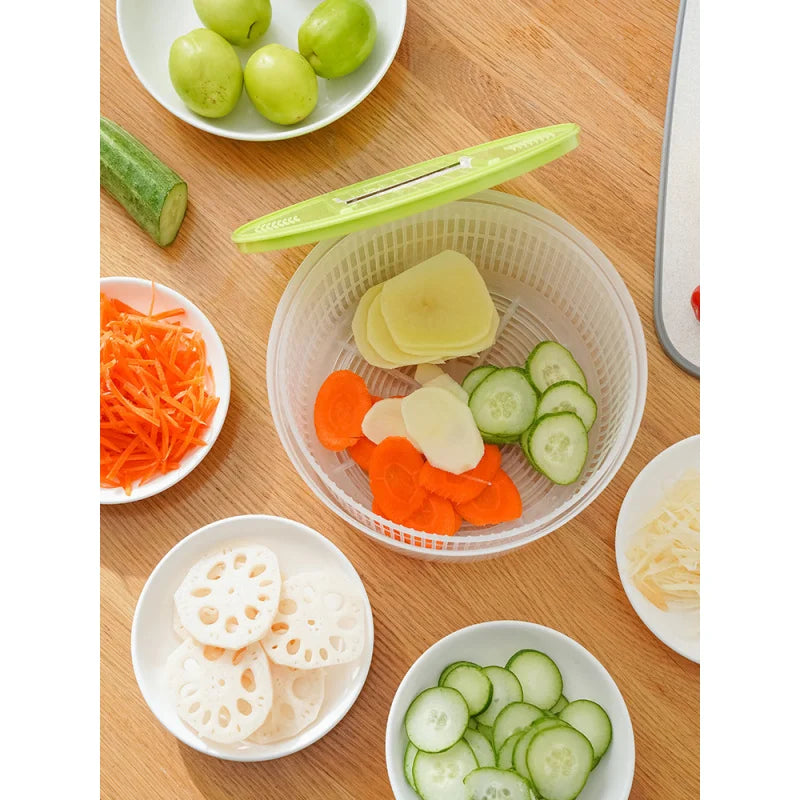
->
[267, 190, 648, 559]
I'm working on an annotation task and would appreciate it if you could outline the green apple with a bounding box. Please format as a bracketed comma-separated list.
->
[298, 0, 377, 79]
[193, 0, 272, 47]
[244, 44, 318, 125]
[169, 29, 243, 118]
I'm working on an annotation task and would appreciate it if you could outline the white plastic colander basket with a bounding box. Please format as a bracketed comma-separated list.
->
[267, 190, 647, 560]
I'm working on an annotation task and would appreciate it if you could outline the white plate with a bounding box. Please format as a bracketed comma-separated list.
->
[100, 277, 230, 504]
[131, 514, 374, 761]
[117, 0, 407, 141]
[385, 621, 635, 800]
[615, 434, 700, 663]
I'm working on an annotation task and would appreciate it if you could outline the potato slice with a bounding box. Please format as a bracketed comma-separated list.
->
[423, 373, 469, 404]
[414, 364, 445, 384]
[401, 386, 484, 474]
[365, 290, 445, 366]
[351, 284, 396, 369]
[380, 251, 496, 353]
[397, 303, 500, 357]
[361, 398, 420, 450]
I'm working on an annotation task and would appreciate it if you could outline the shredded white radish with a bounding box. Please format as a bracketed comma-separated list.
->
[626, 469, 699, 613]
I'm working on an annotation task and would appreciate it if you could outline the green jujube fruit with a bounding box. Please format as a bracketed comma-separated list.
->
[193, 0, 272, 47]
[244, 44, 318, 125]
[298, 0, 377, 79]
[169, 28, 243, 118]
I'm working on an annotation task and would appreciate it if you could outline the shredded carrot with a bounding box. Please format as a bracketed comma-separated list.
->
[100, 290, 219, 495]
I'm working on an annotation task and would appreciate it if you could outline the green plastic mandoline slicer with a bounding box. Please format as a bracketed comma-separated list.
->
[231, 123, 580, 253]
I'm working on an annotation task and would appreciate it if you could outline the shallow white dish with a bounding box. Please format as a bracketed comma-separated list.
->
[385, 621, 635, 800]
[615, 434, 700, 663]
[117, 0, 407, 141]
[131, 514, 374, 761]
[100, 277, 230, 504]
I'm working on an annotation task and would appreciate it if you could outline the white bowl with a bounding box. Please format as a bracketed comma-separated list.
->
[385, 621, 635, 800]
[615, 435, 700, 663]
[100, 277, 230, 504]
[117, 0, 407, 141]
[131, 514, 375, 761]
[386, 620, 635, 800]
[268, 191, 648, 559]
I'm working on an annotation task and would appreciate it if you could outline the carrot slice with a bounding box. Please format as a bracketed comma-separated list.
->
[455, 468, 522, 526]
[314, 370, 373, 451]
[418, 444, 502, 504]
[405, 492, 461, 536]
[348, 437, 377, 471]
[368, 436, 426, 523]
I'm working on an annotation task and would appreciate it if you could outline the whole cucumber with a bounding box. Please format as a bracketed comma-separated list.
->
[100, 117, 188, 246]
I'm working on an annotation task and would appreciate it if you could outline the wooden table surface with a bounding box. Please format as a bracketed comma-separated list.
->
[100, 0, 698, 797]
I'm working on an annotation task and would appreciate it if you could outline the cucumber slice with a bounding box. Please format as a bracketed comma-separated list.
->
[463, 727, 496, 769]
[526, 342, 587, 394]
[462, 365, 498, 396]
[467, 718, 478, 730]
[100, 117, 188, 247]
[474, 666, 523, 727]
[481, 432, 521, 446]
[527, 413, 589, 485]
[413, 739, 478, 800]
[526, 726, 594, 800]
[464, 767, 532, 800]
[439, 661, 480, 687]
[536, 381, 597, 431]
[493, 702, 544, 751]
[530, 716, 569, 735]
[405, 687, 470, 753]
[558, 700, 613, 765]
[443, 665, 494, 716]
[497, 729, 525, 769]
[512, 726, 538, 781]
[476, 722, 494, 742]
[469, 367, 538, 438]
[506, 650, 564, 711]
[405, 742, 420, 791]
[519, 421, 535, 464]
[550, 695, 569, 714]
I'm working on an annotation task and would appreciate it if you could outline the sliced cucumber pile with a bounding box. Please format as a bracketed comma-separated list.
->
[461, 341, 595, 486]
[401, 650, 613, 800]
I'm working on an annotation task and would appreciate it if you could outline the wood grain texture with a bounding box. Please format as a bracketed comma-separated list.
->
[100, 0, 698, 797]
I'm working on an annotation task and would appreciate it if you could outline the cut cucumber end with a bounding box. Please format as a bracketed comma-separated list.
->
[157, 182, 188, 246]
